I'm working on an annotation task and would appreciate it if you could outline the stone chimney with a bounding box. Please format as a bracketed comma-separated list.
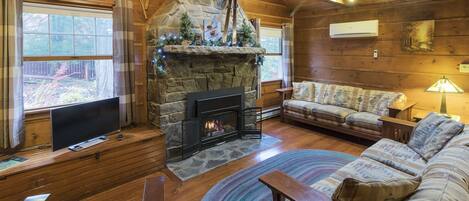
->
[146, 0, 255, 41]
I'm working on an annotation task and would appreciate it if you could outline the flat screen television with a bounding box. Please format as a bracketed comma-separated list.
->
[51, 97, 120, 151]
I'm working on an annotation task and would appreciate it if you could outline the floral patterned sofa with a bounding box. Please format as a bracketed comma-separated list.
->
[261, 116, 469, 201]
[278, 81, 415, 141]
[311, 122, 469, 201]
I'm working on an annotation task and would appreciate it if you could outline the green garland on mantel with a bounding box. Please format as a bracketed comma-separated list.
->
[152, 13, 264, 77]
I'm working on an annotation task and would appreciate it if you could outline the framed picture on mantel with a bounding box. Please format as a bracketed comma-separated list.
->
[203, 17, 223, 42]
[401, 20, 435, 52]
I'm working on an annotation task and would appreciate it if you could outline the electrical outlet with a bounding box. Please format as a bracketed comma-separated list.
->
[460, 64, 469, 73]
[373, 49, 379, 59]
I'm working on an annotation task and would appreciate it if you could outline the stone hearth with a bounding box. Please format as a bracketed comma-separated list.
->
[147, 46, 265, 161]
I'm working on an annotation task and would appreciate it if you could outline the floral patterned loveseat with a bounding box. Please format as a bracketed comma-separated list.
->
[278, 81, 415, 141]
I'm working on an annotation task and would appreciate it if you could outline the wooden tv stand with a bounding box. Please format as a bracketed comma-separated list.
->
[0, 127, 165, 201]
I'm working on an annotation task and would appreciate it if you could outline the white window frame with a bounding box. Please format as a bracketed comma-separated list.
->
[22, 3, 114, 111]
[23, 3, 113, 62]
[260, 27, 283, 82]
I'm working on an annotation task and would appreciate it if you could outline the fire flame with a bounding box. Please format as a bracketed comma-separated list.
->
[205, 120, 224, 134]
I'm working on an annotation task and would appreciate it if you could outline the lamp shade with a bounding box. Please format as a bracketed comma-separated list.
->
[426, 76, 464, 93]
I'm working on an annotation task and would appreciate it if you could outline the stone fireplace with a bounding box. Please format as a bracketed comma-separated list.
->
[147, 46, 264, 161]
[146, 0, 265, 161]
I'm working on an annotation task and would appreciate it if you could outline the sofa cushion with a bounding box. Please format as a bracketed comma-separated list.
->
[323, 84, 363, 111]
[408, 113, 464, 161]
[358, 89, 406, 116]
[361, 139, 426, 176]
[311, 104, 357, 123]
[292, 82, 315, 102]
[283, 99, 322, 116]
[311, 157, 414, 198]
[445, 127, 469, 148]
[332, 177, 421, 201]
[345, 112, 382, 131]
[408, 146, 469, 201]
[303, 81, 328, 104]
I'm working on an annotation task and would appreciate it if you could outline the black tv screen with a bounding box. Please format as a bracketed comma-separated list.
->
[51, 97, 120, 151]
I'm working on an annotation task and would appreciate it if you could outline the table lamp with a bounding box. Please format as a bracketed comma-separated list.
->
[426, 76, 464, 114]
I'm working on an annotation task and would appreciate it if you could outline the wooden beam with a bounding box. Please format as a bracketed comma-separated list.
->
[322, 0, 347, 7]
[328, 0, 345, 5]
[290, 0, 306, 17]
[138, 0, 148, 20]
[24, 0, 113, 10]
[24, 56, 113, 62]
[288, 0, 346, 16]
[232, 0, 238, 46]
[144, 0, 149, 10]
[222, 0, 233, 44]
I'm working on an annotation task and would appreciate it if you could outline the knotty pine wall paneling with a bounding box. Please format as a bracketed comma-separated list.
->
[294, 0, 469, 120]
[239, 0, 292, 28]
[257, 80, 283, 109]
[132, 0, 165, 124]
[238, 0, 292, 109]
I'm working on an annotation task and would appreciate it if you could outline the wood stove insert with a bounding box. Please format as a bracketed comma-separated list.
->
[182, 87, 245, 159]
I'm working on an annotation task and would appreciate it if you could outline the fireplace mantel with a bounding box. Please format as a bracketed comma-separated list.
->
[163, 45, 266, 55]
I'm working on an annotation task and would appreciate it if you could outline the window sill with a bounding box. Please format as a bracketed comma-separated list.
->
[25, 108, 50, 115]
[25, 108, 52, 121]
[262, 79, 283, 84]
[24, 103, 78, 120]
[25, 105, 68, 115]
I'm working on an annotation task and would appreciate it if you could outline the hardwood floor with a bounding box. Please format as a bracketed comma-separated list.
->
[84, 118, 371, 201]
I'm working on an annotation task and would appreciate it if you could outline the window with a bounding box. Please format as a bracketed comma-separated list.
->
[23, 3, 113, 110]
[260, 27, 283, 82]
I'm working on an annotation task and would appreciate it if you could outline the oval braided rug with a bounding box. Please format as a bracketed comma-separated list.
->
[202, 149, 356, 201]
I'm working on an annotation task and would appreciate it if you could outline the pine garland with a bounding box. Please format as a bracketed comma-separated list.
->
[152, 34, 182, 77]
[152, 16, 264, 76]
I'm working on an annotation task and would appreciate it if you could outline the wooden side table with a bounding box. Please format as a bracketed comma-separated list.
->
[380, 116, 417, 143]
[276, 87, 293, 122]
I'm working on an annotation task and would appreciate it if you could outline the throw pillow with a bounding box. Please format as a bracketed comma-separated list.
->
[407, 112, 464, 161]
[306, 81, 328, 104]
[292, 82, 315, 102]
[357, 90, 405, 116]
[332, 177, 421, 201]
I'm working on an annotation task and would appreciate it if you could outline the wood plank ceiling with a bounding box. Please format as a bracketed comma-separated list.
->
[282, 0, 434, 15]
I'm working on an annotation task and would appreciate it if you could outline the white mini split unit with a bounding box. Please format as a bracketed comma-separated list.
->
[329, 20, 379, 38]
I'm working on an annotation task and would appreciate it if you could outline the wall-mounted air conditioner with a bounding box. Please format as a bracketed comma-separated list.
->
[330, 20, 379, 38]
